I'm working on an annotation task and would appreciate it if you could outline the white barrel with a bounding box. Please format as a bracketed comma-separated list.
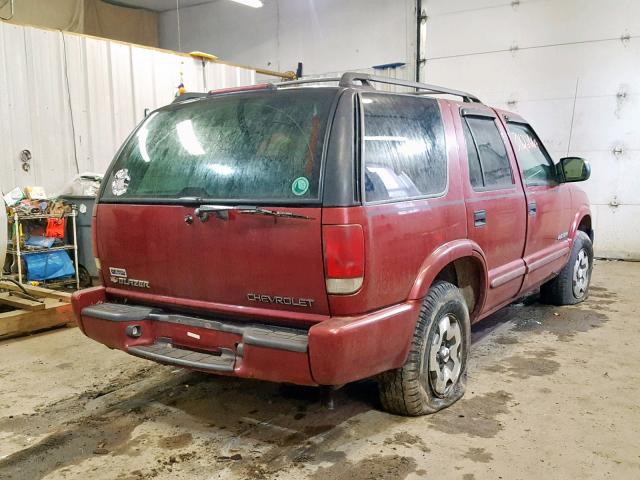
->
[0, 199, 6, 270]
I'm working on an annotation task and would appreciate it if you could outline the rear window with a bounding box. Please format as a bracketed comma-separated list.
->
[101, 89, 336, 203]
[362, 93, 447, 203]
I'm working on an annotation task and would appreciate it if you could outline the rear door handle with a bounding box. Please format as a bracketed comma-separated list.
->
[528, 201, 537, 216]
[474, 209, 487, 227]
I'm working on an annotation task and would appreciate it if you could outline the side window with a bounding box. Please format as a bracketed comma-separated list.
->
[463, 116, 514, 189]
[507, 123, 556, 186]
[462, 120, 483, 188]
[362, 93, 447, 202]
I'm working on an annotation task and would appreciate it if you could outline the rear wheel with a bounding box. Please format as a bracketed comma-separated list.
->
[378, 281, 470, 416]
[540, 230, 593, 305]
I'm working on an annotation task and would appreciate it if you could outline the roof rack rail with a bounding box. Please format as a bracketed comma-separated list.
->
[172, 73, 481, 104]
[275, 72, 481, 103]
[208, 83, 276, 95]
[339, 72, 481, 103]
[275, 77, 341, 87]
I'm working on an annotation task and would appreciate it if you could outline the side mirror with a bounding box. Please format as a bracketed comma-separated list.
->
[559, 157, 590, 183]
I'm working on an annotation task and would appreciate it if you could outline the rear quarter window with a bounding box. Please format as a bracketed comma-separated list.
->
[362, 93, 447, 203]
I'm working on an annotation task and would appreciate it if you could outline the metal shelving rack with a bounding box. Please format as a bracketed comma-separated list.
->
[6, 210, 80, 289]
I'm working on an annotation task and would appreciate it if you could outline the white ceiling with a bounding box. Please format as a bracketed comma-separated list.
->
[108, 0, 217, 12]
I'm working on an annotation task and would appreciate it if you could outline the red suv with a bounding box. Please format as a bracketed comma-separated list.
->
[72, 73, 593, 416]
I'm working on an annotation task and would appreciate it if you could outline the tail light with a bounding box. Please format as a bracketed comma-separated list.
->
[92, 204, 101, 275]
[322, 224, 365, 295]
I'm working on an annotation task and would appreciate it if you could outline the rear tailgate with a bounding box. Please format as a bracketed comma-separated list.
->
[95, 88, 341, 324]
[97, 203, 330, 321]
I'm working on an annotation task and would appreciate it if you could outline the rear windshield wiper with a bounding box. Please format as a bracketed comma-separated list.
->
[238, 207, 313, 220]
[194, 205, 313, 221]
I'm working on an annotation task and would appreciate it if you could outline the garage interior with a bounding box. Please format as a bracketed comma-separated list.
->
[1, 1, 639, 479]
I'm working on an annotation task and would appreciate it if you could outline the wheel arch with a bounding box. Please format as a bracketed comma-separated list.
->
[409, 239, 489, 320]
[570, 209, 594, 243]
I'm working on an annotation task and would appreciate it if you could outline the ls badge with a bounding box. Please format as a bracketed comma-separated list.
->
[109, 267, 150, 289]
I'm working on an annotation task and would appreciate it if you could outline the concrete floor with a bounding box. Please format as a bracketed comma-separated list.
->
[0, 260, 638, 480]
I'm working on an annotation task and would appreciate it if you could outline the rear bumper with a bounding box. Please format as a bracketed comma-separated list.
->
[72, 287, 421, 386]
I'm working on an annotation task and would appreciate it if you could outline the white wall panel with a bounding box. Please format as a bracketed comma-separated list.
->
[130, 47, 158, 122]
[85, 37, 118, 174]
[563, 150, 640, 207]
[109, 42, 137, 149]
[63, 33, 94, 174]
[426, 0, 640, 59]
[423, 0, 640, 259]
[0, 22, 256, 195]
[151, 51, 189, 108]
[592, 204, 640, 260]
[425, 40, 640, 103]
[424, 0, 513, 16]
[300, 65, 414, 93]
[159, 0, 416, 79]
[0, 23, 36, 189]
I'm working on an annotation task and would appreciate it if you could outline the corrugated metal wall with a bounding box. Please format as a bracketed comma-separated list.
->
[422, 0, 640, 259]
[0, 22, 256, 195]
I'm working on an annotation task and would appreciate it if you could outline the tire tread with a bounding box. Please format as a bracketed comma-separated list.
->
[540, 231, 593, 306]
[378, 281, 469, 416]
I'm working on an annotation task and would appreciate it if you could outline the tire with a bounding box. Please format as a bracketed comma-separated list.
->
[540, 230, 593, 306]
[378, 281, 471, 416]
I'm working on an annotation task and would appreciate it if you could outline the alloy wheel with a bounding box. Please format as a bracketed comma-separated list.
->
[428, 314, 462, 397]
[573, 248, 590, 298]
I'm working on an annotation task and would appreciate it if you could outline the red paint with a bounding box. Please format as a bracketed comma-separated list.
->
[451, 103, 528, 312]
[308, 301, 422, 385]
[408, 239, 488, 314]
[72, 286, 418, 386]
[71, 286, 106, 334]
[95, 204, 330, 318]
[81, 314, 315, 385]
[105, 287, 328, 327]
[74, 94, 591, 387]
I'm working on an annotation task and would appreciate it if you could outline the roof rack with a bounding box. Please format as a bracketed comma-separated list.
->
[172, 84, 276, 104]
[275, 76, 342, 87]
[276, 72, 481, 103]
[171, 72, 481, 105]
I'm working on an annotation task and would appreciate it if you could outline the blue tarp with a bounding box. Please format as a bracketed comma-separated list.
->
[24, 251, 75, 281]
[25, 236, 56, 248]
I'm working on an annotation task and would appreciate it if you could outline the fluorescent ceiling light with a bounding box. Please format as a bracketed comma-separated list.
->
[137, 112, 158, 163]
[364, 136, 407, 142]
[208, 163, 234, 176]
[176, 120, 205, 156]
[228, 0, 263, 7]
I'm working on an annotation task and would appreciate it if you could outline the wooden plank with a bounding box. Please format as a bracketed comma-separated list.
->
[0, 292, 46, 311]
[0, 301, 75, 339]
[0, 281, 72, 301]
